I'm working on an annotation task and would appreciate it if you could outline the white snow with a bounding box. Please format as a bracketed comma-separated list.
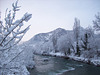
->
[0, 45, 35, 75]
[91, 59, 100, 66]
[0, 0, 33, 75]
[26, 27, 100, 67]
[49, 52, 65, 57]
[22, 13, 32, 22]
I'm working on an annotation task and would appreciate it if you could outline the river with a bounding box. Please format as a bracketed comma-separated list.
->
[28, 54, 100, 75]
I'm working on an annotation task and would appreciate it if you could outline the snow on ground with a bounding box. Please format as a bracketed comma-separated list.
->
[49, 52, 65, 57]
[0, 45, 35, 75]
[0, 62, 30, 75]
[42, 51, 100, 66]
[91, 59, 100, 66]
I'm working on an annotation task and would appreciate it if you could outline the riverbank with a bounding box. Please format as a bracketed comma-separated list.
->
[41, 52, 100, 67]
[29, 54, 100, 75]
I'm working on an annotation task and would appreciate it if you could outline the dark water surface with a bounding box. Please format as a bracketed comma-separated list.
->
[28, 55, 100, 75]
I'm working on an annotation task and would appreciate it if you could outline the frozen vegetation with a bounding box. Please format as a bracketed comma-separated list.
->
[25, 16, 100, 67]
[0, 1, 35, 75]
[0, 0, 100, 75]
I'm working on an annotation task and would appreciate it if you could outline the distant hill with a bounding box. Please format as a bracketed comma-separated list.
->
[20, 28, 74, 54]
[28, 28, 73, 44]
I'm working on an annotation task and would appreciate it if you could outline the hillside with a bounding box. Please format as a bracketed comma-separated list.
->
[22, 27, 100, 66]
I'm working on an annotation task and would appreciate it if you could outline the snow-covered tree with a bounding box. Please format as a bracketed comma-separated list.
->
[81, 27, 94, 51]
[0, 0, 32, 74]
[93, 12, 100, 31]
[93, 12, 100, 57]
[80, 27, 100, 59]
[0, 0, 32, 51]
[73, 18, 81, 56]
[51, 31, 58, 52]
[57, 34, 73, 55]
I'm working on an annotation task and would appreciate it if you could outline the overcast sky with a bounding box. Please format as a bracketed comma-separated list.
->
[0, 0, 100, 41]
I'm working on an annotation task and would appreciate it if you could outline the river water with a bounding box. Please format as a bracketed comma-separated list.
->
[28, 55, 100, 75]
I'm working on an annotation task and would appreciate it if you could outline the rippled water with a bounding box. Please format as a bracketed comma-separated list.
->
[28, 55, 100, 75]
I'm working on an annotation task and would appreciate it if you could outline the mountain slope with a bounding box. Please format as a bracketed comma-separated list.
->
[28, 28, 73, 44]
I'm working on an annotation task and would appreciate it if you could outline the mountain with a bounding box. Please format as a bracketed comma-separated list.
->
[21, 28, 74, 54]
[28, 28, 73, 44]
[20, 27, 100, 67]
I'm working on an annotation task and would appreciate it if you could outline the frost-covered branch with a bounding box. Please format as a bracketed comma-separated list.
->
[0, 1, 34, 74]
[93, 12, 100, 31]
[0, 0, 32, 51]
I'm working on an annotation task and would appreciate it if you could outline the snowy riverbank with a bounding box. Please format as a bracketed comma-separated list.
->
[41, 52, 100, 67]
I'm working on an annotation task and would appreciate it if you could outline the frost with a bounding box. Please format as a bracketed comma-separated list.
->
[8, 26, 16, 32]
[13, 20, 21, 25]
[49, 52, 65, 57]
[22, 13, 32, 22]
[19, 22, 23, 27]
[0, 0, 33, 75]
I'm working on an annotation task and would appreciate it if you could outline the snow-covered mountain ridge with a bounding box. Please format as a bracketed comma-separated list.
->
[28, 28, 73, 44]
